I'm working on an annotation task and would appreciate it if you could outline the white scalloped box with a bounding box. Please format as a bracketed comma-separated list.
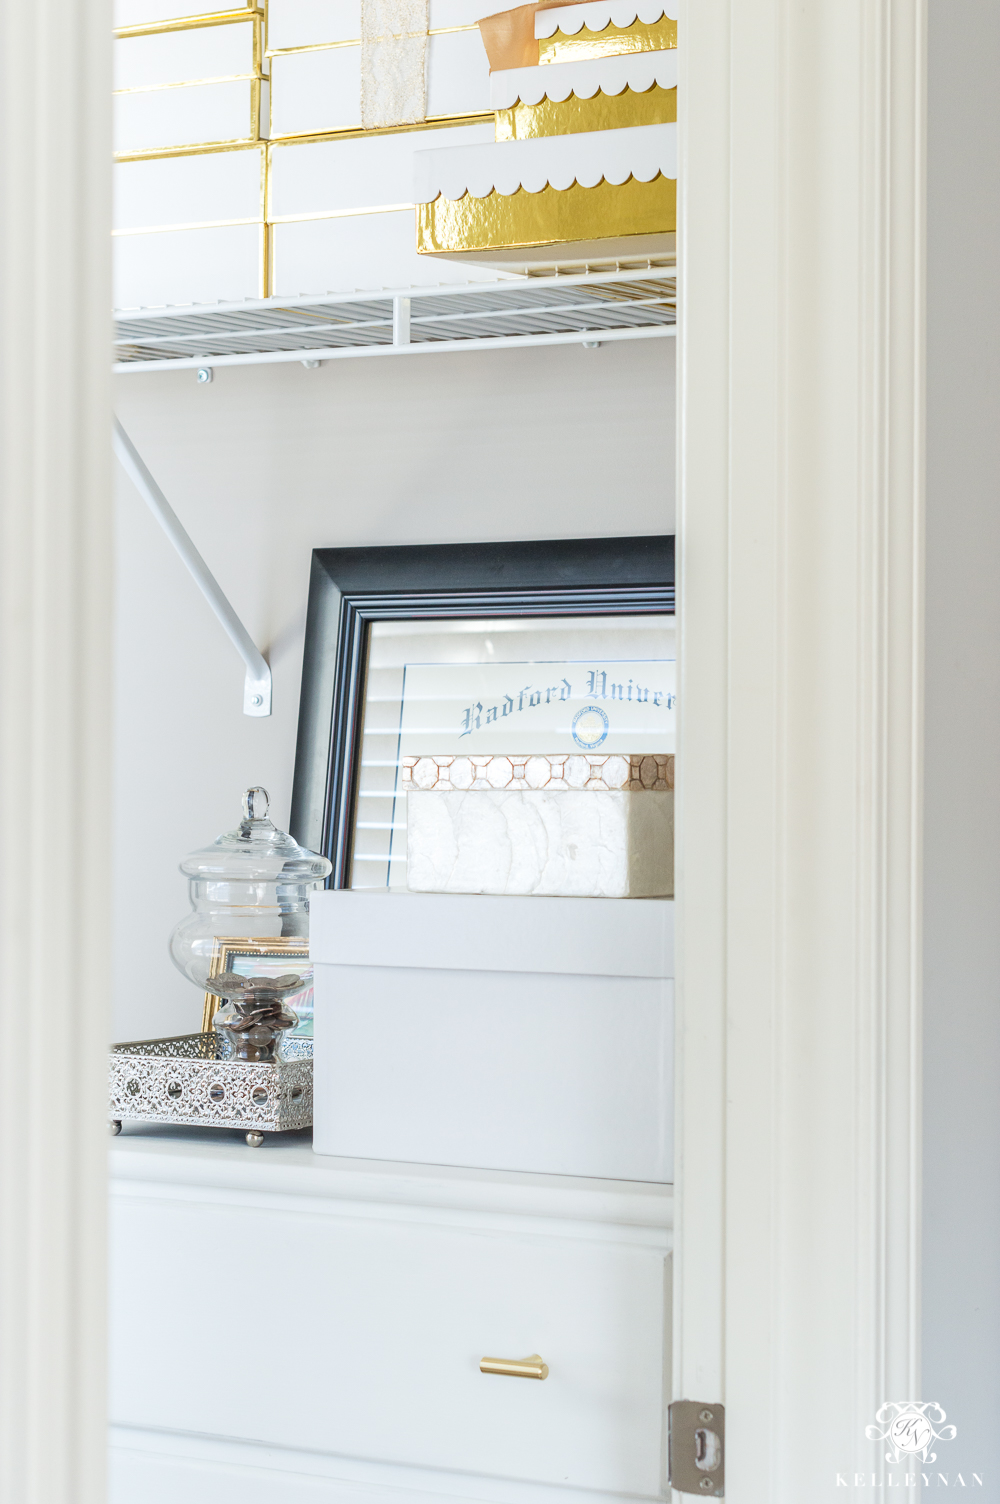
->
[491, 49, 677, 107]
[535, 1, 678, 39]
[114, 78, 261, 154]
[414, 120, 676, 200]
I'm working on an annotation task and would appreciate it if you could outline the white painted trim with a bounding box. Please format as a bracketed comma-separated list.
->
[674, 0, 925, 1496]
[110, 1132, 673, 1248]
[110, 1424, 664, 1504]
[0, 0, 111, 1498]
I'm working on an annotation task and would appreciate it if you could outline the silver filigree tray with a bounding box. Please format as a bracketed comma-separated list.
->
[109, 1032, 313, 1146]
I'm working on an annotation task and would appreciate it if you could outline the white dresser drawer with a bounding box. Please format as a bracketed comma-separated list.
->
[109, 1133, 671, 1502]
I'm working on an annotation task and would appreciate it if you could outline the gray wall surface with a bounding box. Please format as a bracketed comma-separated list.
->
[112, 338, 675, 1040]
[923, 0, 1000, 1479]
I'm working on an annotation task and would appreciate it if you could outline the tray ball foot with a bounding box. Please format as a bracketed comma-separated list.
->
[109, 1120, 122, 1136]
[246, 1130, 264, 1147]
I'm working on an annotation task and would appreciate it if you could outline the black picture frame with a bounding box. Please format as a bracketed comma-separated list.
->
[289, 535, 675, 888]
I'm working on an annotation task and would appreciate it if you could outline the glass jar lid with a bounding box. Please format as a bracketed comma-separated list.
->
[179, 787, 332, 884]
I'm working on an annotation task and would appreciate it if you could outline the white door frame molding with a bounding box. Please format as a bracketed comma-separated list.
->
[675, 2, 925, 1498]
[0, 1, 112, 1500]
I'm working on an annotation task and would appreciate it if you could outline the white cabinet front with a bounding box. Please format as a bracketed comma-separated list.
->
[110, 1187, 668, 1497]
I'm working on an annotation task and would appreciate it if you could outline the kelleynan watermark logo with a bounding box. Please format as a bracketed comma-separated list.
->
[835, 1404, 982, 1489]
[867, 1404, 957, 1465]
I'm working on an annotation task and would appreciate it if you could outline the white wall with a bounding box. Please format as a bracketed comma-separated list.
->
[112, 338, 675, 1040]
[923, 0, 1000, 1477]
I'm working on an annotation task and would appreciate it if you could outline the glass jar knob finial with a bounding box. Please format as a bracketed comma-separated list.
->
[242, 786, 269, 821]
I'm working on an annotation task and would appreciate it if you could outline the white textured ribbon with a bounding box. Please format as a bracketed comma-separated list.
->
[361, 0, 428, 130]
[413, 122, 677, 201]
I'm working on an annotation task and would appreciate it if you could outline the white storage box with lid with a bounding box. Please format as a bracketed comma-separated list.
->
[311, 890, 673, 1181]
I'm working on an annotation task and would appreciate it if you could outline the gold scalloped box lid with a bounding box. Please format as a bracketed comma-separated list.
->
[491, 51, 677, 139]
[414, 121, 676, 262]
[402, 753, 674, 793]
[536, 2, 678, 65]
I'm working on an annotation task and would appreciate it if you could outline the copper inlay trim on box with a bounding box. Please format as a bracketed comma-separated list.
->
[402, 753, 674, 793]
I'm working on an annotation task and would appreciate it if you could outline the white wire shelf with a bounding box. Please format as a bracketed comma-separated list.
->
[112, 268, 677, 373]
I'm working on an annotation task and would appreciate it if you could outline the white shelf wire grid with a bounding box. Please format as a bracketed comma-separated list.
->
[113, 267, 677, 373]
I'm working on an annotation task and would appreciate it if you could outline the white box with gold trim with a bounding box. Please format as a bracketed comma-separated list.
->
[114, 20, 260, 92]
[266, 0, 495, 140]
[114, 11, 266, 156]
[269, 126, 526, 296]
[114, 0, 254, 24]
[114, 78, 267, 155]
[113, 147, 264, 308]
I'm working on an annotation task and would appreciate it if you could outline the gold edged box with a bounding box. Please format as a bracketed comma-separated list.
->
[416, 173, 675, 256]
[537, 14, 677, 66]
[495, 83, 675, 140]
[413, 34, 679, 264]
[477, 3, 677, 72]
[414, 120, 676, 261]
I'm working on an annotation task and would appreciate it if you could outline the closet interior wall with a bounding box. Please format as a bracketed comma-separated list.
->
[112, 338, 675, 1041]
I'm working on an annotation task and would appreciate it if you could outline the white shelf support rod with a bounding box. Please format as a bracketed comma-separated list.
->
[112, 418, 272, 716]
[393, 295, 411, 346]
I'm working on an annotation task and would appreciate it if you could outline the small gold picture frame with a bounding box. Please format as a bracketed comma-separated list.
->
[202, 936, 312, 1033]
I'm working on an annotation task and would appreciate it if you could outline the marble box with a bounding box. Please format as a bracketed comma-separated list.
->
[403, 753, 673, 898]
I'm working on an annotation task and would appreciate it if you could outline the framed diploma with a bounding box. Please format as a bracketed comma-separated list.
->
[289, 535, 674, 889]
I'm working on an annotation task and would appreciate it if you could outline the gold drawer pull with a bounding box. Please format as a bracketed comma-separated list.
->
[480, 1353, 549, 1381]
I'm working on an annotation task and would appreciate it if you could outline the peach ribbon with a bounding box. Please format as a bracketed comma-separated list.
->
[477, 2, 583, 72]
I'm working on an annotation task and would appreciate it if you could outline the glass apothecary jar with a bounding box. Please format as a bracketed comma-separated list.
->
[169, 788, 332, 1026]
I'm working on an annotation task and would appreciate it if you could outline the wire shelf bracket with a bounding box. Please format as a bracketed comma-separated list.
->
[112, 419, 272, 717]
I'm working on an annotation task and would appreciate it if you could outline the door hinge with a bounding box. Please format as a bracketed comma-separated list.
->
[668, 1400, 725, 1497]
